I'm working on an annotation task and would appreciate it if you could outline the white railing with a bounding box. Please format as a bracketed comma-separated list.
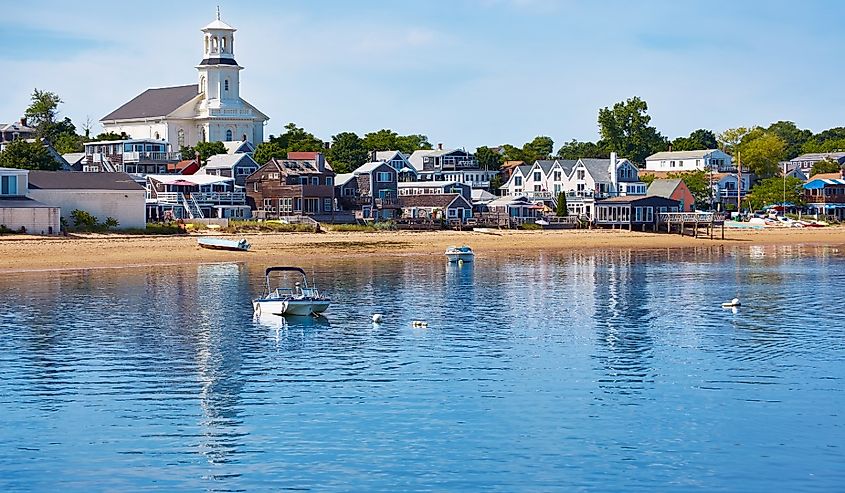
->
[122, 151, 182, 163]
[191, 192, 246, 204]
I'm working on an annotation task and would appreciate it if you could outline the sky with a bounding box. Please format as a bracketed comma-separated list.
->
[2, 0, 844, 150]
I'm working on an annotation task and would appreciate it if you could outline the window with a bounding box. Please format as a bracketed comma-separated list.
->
[294, 198, 302, 211]
[323, 198, 332, 212]
[533, 172, 541, 181]
[553, 171, 562, 181]
[224, 79, 229, 92]
[514, 176, 523, 186]
[225, 129, 233, 141]
[577, 170, 585, 180]
[311, 176, 319, 186]
[279, 198, 292, 213]
[154, 132, 160, 140]
[304, 198, 319, 213]
[253, 182, 259, 192]
[634, 207, 643, 222]
[448, 208, 458, 218]
[670, 160, 676, 168]
[325, 177, 333, 186]
[1, 175, 18, 195]
[262, 198, 274, 211]
[554, 184, 561, 194]
[376, 171, 391, 183]
[534, 185, 542, 192]
[269, 172, 280, 180]
[645, 207, 654, 222]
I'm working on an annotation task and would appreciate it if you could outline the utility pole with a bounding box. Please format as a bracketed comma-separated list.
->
[736, 150, 742, 214]
[782, 161, 787, 216]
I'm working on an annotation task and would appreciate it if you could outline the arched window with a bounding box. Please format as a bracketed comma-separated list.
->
[221, 36, 227, 52]
[226, 129, 233, 141]
[177, 129, 185, 148]
[224, 79, 229, 92]
[154, 131, 160, 140]
[204, 35, 209, 54]
[199, 76, 206, 94]
[212, 36, 218, 52]
[201, 127, 206, 142]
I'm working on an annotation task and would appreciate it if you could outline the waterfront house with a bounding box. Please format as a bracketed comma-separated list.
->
[565, 154, 647, 219]
[335, 161, 400, 220]
[803, 171, 845, 219]
[146, 173, 249, 220]
[397, 180, 472, 200]
[80, 139, 182, 174]
[246, 152, 336, 220]
[100, 12, 269, 149]
[410, 145, 495, 189]
[644, 149, 733, 172]
[647, 179, 695, 212]
[499, 164, 533, 196]
[398, 193, 473, 222]
[788, 152, 845, 174]
[0, 167, 60, 234]
[198, 153, 258, 187]
[483, 195, 543, 224]
[371, 150, 416, 181]
[710, 172, 752, 210]
[595, 196, 680, 230]
[27, 171, 146, 229]
[167, 158, 201, 175]
[0, 119, 36, 143]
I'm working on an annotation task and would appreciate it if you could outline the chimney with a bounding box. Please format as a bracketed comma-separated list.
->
[668, 143, 673, 152]
[324, 141, 330, 150]
[19, 117, 26, 127]
[437, 143, 443, 151]
[371, 150, 377, 162]
[840, 167, 845, 180]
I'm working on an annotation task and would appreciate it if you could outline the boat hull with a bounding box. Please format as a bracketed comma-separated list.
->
[253, 299, 330, 316]
[446, 253, 474, 262]
[198, 238, 250, 251]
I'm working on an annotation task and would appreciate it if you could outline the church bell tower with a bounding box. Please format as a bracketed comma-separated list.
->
[197, 8, 242, 107]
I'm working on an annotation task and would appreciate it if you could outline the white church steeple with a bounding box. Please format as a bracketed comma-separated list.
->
[197, 8, 241, 104]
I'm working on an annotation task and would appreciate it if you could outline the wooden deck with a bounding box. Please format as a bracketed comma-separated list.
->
[658, 212, 726, 239]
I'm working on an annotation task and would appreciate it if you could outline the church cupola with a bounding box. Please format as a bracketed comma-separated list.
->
[197, 7, 242, 103]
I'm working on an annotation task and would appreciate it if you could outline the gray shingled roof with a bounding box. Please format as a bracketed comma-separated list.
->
[580, 158, 613, 182]
[27, 171, 144, 190]
[557, 159, 577, 174]
[535, 160, 556, 175]
[101, 84, 199, 121]
[647, 178, 683, 198]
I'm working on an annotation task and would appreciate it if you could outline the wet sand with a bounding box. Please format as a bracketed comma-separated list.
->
[2, 227, 845, 272]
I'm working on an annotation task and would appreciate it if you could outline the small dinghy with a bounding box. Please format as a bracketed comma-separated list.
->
[721, 298, 741, 308]
[253, 267, 330, 316]
[198, 237, 250, 251]
[445, 245, 474, 263]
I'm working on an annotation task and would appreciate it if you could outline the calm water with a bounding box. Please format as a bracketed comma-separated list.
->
[0, 247, 843, 492]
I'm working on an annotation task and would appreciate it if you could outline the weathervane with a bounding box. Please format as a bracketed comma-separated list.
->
[216, 5, 221, 20]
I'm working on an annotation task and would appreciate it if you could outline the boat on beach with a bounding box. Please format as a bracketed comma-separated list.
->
[198, 237, 251, 251]
[445, 245, 474, 262]
[253, 266, 331, 316]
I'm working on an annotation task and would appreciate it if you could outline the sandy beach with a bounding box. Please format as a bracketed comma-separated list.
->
[2, 226, 845, 272]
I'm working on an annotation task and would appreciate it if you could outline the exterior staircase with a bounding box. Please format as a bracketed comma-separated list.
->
[182, 194, 205, 219]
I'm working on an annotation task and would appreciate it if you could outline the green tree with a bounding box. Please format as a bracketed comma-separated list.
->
[475, 146, 503, 170]
[25, 89, 62, 138]
[810, 158, 842, 177]
[252, 141, 286, 164]
[501, 144, 526, 162]
[597, 96, 667, 163]
[394, 134, 432, 154]
[746, 176, 804, 210]
[766, 121, 812, 160]
[739, 132, 786, 178]
[672, 129, 718, 151]
[556, 140, 605, 159]
[54, 132, 83, 154]
[556, 191, 568, 217]
[326, 131, 368, 174]
[362, 129, 431, 154]
[801, 127, 845, 153]
[268, 123, 325, 152]
[522, 136, 554, 162]
[0, 139, 60, 170]
[717, 127, 752, 155]
[489, 173, 503, 193]
[94, 131, 130, 141]
[193, 141, 227, 162]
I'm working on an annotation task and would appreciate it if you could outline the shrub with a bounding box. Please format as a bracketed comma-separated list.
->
[221, 220, 314, 233]
[520, 222, 542, 230]
[67, 209, 120, 232]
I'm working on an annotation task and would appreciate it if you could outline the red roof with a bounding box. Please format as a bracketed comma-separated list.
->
[287, 151, 322, 160]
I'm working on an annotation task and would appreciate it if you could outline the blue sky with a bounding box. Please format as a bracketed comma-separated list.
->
[1, 0, 843, 150]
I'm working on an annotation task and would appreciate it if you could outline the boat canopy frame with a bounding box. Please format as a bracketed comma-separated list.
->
[263, 266, 310, 298]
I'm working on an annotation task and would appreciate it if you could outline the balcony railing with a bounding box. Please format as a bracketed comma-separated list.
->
[719, 189, 749, 199]
[123, 151, 182, 163]
[147, 191, 245, 204]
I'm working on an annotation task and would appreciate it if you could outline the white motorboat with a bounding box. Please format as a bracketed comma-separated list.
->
[253, 267, 330, 316]
[445, 245, 474, 263]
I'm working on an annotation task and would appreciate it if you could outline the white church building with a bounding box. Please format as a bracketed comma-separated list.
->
[100, 10, 268, 149]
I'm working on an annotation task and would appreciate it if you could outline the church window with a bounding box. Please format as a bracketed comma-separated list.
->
[212, 36, 218, 52]
[200, 76, 206, 94]
[204, 35, 209, 54]
[222, 36, 227, 52]
[154, 132, 160, 140]
[178, 129, 185, 148]
[226, 129, 233, 141]
[224, 79, 229, 92]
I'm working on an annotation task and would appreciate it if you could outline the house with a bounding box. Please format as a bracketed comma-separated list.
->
[647, 179, 695, 211]
[62, 152, 86, 169]
[517, 159, 577, 202]
[146, 173, 250, 220]
[483, 195, 543, 224]
[245, 152, 336, 220]
[595, 196, 680, 231]
[27, 171, 146, 229]
[710, 172, 753, 210]
[100, 11, 268, 148]
[167, 158, 201, 175]
[398, 193, 473, 222]
[80, 139, 182, 174]
[397, 181, 472, 200]
[223, 140, 255, 155]
[0, 120, 37, 143]
[335, 161, 400, 220]
[645, 149, 733, 172]
[788, 152, 845, 174]
[0, 167, 60, 234]
[564, 154, 646, 218]
[803, 171, 845, 219]
[409, 146, 495, 188]
[499, 165, 533, 196]
[198, 153, 258, 186]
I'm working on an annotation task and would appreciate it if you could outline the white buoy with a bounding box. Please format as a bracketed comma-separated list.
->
[721, 298, 741, 308]
[372, 313, 384, 323]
